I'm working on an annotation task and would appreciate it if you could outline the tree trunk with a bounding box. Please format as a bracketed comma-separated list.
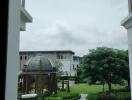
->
[107, 82, 112, 92]
[67, 79, 70, 92]
[102, 83, 104, 93]
[127, 79, 130, 89]
[62, 80, 64, 89]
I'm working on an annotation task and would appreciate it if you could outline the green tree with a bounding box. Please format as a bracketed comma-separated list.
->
[116, 50, 130, 88]
[81, 47, 129, 92]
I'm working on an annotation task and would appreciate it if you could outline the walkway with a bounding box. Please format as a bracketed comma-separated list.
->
[78, 93, 88, 100]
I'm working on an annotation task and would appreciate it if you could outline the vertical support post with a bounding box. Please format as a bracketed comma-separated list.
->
[67, 77, 70, 92]
[5, 0, 20, 100]
[128, 0, 132, 13]
[0, 0, 9, 100]
[35, 75, 37, 93]
[48, 73, 51, 93]
[54, 73, 57, 94]
[21, 0, 25, 8]
[62, 79, 64, 90]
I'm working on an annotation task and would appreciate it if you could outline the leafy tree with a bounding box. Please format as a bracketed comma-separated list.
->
[116, 50, 130, 88]
[81, 47, 130, 92]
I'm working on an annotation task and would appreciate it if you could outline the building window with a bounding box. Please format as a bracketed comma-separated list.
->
[20, 56, 22, 60]
[25, 56, 27, 60]
[57, 54, 63, 59]
[64, 55, 67, 59]
[61, 55, 63, 59]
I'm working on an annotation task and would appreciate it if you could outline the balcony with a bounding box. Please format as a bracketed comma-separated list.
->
[20, 0, 33, 31]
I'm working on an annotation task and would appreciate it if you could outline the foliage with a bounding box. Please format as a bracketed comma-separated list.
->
[43, 90, 50, 97]
[80, 47, 130, 92]
[35, 84, 130, 100]
[85, 84, 131, 100]
[57, 91, 80, 100]
[44, 97, 63, 100]
[98, 92, 116, 100]
[87, 91, 131, 100]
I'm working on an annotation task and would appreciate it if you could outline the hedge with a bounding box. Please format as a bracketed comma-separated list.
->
[44, 97, 63, 100]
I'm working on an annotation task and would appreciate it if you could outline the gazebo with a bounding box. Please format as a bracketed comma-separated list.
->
[18, 56, 57, 95]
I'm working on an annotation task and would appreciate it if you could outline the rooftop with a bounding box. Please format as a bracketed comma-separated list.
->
[24, 56, 54, 71]
[20, 50, 75, 54]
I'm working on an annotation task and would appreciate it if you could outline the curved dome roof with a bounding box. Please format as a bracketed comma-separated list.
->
[24, 56, 55, 71]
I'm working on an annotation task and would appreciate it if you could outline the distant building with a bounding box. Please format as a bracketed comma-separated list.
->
[19, 50, 81, 76]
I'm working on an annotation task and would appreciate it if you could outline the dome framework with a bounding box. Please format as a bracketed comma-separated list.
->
[18, 56, 57, 95]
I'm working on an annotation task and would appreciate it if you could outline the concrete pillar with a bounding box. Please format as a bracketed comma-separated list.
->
[5, 0, 20, 100]
[121, 13, 132, 98]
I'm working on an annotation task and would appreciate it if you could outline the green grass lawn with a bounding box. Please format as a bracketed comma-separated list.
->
[70, 83, 126, 94]
[69, 83, 130, 100]
[36, 83, 130, 100]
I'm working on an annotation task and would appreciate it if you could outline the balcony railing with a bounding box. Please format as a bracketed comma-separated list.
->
[21, 0, 25, 8]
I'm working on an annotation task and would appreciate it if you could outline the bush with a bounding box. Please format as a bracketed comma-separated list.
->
[68, 76, 75, 80]
[114, 92, 131, 100]
[87, 93, 99, 100]
[57, 92, 80, 100]
[44, 97, 63, 100]
[60, 88, 66, 92]
[98, 92, 116, 100]
[43, 90, 50, 97]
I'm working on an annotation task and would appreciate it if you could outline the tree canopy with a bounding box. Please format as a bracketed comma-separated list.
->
[80, 47, 130, 92]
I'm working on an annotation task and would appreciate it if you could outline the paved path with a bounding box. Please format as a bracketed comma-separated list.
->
[78, 93, 88, 100]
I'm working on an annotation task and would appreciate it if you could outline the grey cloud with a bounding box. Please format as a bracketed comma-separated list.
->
[20, 0, 128, 56]
[50, 23, 87, 46]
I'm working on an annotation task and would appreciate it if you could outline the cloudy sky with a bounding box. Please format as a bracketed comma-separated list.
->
[20, 0, 129, 56]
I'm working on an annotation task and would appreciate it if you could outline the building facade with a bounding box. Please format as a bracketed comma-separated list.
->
[121, 0, 132, 98]
[19, 50, 81, 76]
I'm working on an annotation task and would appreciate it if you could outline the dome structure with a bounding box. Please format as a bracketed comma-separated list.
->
[24, 56, 55, 71]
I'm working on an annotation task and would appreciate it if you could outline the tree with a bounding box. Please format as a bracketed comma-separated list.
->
[81, 47, 129, 92]
[116, 50, 130, 88]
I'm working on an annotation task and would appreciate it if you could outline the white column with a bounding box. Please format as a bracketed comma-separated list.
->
[121, 13, 132, 98]
[5, 0, 20, 100]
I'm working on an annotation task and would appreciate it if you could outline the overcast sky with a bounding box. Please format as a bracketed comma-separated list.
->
[20, 0, 128, 56]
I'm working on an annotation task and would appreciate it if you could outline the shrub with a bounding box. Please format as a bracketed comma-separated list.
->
[43, 90, 50, 97]
[98, 92, 116, 100]
[87, 93, 99, 100]
[60, 88, 66, 92]
[44, 97, 63, 100]
[114, 92, 131, 100]
[57, 92, 80, 100]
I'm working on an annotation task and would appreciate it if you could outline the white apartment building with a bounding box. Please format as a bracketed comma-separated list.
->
[19, 50, 81, 76]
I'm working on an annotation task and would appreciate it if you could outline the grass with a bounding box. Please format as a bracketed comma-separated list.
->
[37, 96, 63, 100]
[57, 91, 80, 99]
[69, 83, 130, 100]
[70, 83, 126, 94]
[114, 92, 131, 100]
[36, 83, 130, 100]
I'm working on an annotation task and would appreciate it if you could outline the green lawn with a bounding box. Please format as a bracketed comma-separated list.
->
[70, 83, 126, 94]
[36, 84, 130, 100]
[70, 84, 130, 100]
